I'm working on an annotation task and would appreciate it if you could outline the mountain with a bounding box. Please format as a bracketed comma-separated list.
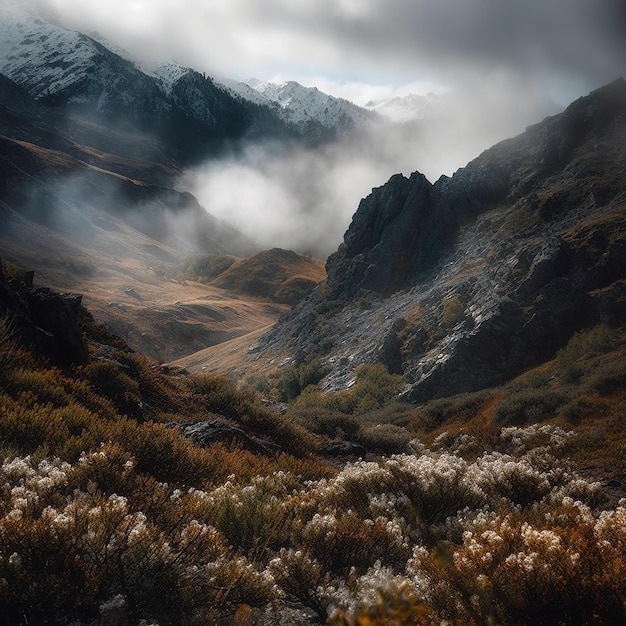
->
[0, 9, 342, 364]
[0, 8, 266, 256]
[234, 78, 382, 139]
[240, 79, 626, 401]
[210, 248, 326, 305]
[363, 92, 438, 123]
[0, 10, 297, 163]
[2, 6, 624, 401]
[0, 3, 384, 156]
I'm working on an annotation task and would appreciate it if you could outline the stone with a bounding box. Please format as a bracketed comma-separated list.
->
[175, 419, 282, 456]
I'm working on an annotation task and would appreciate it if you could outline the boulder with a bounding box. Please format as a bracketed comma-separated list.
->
[175, 419, 282, 456]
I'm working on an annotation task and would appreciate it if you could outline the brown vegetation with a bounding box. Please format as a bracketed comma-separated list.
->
[1, 262, 626, 624]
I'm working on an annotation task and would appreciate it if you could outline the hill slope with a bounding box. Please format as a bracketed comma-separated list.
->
[222, 79, 626, 399]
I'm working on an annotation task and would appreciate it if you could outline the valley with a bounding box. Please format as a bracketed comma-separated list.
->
[0, 3, 626, 625]
[0, 207, 324, 365]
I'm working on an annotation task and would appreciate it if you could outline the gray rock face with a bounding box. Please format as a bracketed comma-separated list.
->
[0, 264, 89, 367]
[174, 419, 282, 456]
[255, 79, 626, 403]
[326, 172, 438, 297]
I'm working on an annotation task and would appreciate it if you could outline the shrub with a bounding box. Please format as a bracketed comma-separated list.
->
[292, 405, 361, 439]
[83, 360, 141, 417]
[302, 510, 410, 576]
[584, 358, 626, 396]
[293, 363, 403, 417]
[556, 324, 619, 381]
[328, 581, 435, 626]
[559, 397, 604, 423]
[357, 423, 412, 454]
[269, 549, 333, 622]
[441, 295, 465, 328]
[495, 389, 566, 425]
[199, 475, 296, 561]
[410, 502, 626, 625]
[316, 299, 344, 317]
[274, 359, 329, 402]
[0, 312, 17, 370]
[417, 389, 494, 427]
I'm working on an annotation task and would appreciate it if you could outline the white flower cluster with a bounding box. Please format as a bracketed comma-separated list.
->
[0, 422, 622, 624]
[500, 423, 576, 454]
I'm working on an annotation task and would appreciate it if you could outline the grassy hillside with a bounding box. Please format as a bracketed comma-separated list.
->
[1, 262, 626, 625]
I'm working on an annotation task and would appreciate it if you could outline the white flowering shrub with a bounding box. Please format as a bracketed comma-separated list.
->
[0, 419, 625, 625]
[195, 473, 298, 560]
[409, 498, 626, 625]
[0, 452, 277, 624]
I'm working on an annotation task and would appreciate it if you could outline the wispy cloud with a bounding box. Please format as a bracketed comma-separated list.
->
[37, 0, 625, 104]
[191, 71, 556, 257]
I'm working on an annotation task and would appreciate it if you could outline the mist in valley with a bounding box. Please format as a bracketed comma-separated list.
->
[5, 0, 624, 261]
[190, 76, 561, 258]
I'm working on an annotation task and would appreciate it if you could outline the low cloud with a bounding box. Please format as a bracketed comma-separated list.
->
[191, 74, 558, 258]
[10, 0, 622, 258]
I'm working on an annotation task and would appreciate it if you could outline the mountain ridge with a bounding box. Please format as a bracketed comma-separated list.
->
[243, 78, 626, 401]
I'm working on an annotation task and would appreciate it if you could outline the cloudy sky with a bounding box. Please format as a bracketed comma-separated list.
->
[23, 0, 625, 255]
[39, 0, 625, 106]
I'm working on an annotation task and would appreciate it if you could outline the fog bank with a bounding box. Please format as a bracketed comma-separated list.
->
[192, 80, 560, 258]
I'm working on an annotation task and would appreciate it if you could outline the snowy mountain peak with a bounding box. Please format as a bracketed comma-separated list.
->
[248, 79, 378, 131]
[0, 11, 172, 117]
[150, 61, 194, 95]
[0, 8, 388, 141]
[0, 11, 99, 99]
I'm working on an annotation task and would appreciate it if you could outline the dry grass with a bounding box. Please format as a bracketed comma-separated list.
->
[0, 215, 299, 365]
[211, 248, 326, 303]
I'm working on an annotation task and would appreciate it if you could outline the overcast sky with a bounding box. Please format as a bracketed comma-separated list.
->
[39, 0, 625, 105]
[18, 0, 625, 256]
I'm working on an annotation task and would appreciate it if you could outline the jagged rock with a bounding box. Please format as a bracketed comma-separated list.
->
[327, 78, 626, 300]
[256, 79, 626, 404]
[320, 441, 367, 458]
[122, 287, 142, 301]
[0, 266, 89, 367]
[174, 419, 282, 456]
[326, 172, 438, 298]
[26, 287, 90, 366]
[377, 318, 406, 374]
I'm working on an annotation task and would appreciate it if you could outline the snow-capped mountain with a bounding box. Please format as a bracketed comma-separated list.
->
[248, 79, 380, 133]
[0, 11, 290, 159]
[217, 77, 276, 108]
[363, 92, 439, 123]
[0, 7, 170, 116]
[151, 62, 196, 96]
[0, 5, 392, 153]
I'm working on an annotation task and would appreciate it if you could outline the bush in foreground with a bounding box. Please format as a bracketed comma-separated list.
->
[0, 424, 624, 625]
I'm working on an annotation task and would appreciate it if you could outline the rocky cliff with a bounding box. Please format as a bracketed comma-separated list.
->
[255, 79, 626, 402]
[0, 260, 90, 367]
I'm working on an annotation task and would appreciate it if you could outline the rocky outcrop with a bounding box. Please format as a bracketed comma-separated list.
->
[172, 419, 282, 456]
[255, 79, 626, 403]
[327, 78, 626, 299]
[0, 261, 89, 367]
[326, 172, 438, 297]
